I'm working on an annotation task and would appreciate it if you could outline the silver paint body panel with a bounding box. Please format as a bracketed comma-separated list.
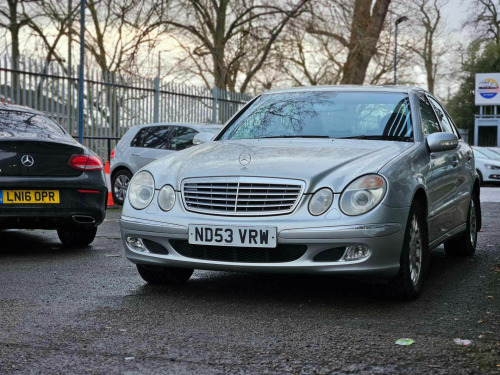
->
[120, 86, 478, 277]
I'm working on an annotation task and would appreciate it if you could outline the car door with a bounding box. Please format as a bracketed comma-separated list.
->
[417, 92, 458, 242]
[429, 96, 473, 229]
[171, 126, 198, 151]
[129, 126, 175, 170]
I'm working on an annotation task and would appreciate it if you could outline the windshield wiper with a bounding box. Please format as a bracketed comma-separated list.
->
[335, 135, 412, 141]
[259, 135, 331, 139]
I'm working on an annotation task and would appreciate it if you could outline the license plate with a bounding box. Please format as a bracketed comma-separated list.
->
[188, 225, 277, 248]
[0, 190, 60, 204]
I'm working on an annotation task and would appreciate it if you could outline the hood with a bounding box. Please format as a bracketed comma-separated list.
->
[476, 156, 500, 165]
[146, 139, 414, 193]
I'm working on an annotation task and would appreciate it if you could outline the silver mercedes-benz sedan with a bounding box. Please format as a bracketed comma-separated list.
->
[120, 86, 481, 299]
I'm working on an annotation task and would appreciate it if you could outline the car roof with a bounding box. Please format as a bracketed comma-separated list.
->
[263, 85, 423, 95]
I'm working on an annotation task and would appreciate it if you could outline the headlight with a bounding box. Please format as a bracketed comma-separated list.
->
[485, 164, 500, 170]
[128, 171, 155, 210]
[340, 175, 387, 216]
[308, 188, 333, 216]
[158, 185, 175, 211]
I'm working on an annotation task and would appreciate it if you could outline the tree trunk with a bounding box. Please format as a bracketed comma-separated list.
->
[340, 0, 391, 84]
[425, 59, 435, 94]
[212, 0, 229, 90]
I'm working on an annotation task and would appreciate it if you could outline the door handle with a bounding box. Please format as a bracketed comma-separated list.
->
[131, 153, 140, 157]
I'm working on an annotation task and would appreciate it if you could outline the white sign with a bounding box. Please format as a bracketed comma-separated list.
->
[475, 73, 500, 105]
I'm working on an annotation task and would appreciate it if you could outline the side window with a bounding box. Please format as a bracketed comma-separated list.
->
[427, 96, 456, 135]
[130, 127, 174, 149]
[172, 127, 198, 151]
[445, 113, 461, 138]
[142, 126, 173, 149]
[130, 129, 145, 147]
[417, 93, 441, 136]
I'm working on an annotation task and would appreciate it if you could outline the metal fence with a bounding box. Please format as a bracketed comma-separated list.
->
[0, 56, 252, 160]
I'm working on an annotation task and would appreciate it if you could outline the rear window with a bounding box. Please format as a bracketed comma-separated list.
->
[0, 110, 68, 141]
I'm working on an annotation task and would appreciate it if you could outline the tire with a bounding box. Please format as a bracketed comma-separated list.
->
[444, 192, 478, 256]
[477, 170, 483, 185]
[379, 202, 428, 300]
[112, 169, 132, 205]
[58, 226, 98, 247]
[136, 264, 194, 285]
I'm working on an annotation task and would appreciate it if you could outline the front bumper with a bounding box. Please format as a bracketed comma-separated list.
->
[120, 217, 406, 278]
[485, 173, 500, 181]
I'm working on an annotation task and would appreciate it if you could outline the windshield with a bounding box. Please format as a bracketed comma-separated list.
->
[219, 91, 412, 141]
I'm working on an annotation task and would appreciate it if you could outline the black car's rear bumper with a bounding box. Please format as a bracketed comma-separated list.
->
[0, 207, 106, 229]
[0, 172, 107, 230]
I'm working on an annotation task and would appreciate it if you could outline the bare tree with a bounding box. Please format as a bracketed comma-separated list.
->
[0, 0, 35, 98]
[0, 0, 32, 64]
[21, 1, 79, 65]
[31, 0, 166, 75]
[272, 12, 343, 87]
[307, 0, 391, 85]
[467, 0, 500, 45]
[161, 0, 310, 92]
[405, 0, 451, 94]
[409, 0, 448, 93]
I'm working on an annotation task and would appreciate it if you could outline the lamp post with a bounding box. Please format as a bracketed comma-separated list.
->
[394, 16, 409, 85]
[77, 0, 86, 144]
[157, 50, 168, 78]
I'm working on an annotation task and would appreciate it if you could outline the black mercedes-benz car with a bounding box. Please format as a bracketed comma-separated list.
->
[0, 103, 107, 246]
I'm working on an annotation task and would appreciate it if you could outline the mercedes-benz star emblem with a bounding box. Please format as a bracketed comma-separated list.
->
[21, 155, 34, 167]
[239, 153, 251, 166]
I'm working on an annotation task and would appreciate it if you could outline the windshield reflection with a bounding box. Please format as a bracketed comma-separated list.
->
[220, 91, 413, 142]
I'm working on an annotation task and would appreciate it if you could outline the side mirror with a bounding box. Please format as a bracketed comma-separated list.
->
[193, 132, 215, 146]
[426, 132, 459, 153]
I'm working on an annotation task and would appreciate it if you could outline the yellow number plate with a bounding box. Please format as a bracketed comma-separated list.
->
[0, 190, 60, 204]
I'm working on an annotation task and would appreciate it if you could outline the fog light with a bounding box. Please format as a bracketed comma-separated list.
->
[126, 236, 146, 251]
[344, 245, 371, 261]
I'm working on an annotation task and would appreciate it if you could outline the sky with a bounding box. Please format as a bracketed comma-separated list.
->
[443, 0, 472, 39]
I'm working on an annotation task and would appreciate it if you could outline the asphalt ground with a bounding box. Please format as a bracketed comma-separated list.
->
[0, 191, 499, 374]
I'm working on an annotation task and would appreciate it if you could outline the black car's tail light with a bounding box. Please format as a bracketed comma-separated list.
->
[68, 155, 104, 171]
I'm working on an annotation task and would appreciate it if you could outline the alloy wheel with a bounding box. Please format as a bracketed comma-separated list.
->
[469, 199, 477, 247]
[114, 174, 130, 201]
[408, 213, 423, 286]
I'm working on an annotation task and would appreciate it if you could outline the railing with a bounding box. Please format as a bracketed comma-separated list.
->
[0, 55, 252, 160]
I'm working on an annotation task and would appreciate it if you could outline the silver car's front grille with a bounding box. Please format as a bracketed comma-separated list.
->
[182, 177, 305, 216]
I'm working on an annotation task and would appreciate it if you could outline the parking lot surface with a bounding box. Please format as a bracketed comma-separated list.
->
[482, 187, 500, 203]
[0, 196, 499, 374]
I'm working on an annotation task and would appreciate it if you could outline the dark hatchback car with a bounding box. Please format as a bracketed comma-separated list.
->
[0, 104, 107, 246]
